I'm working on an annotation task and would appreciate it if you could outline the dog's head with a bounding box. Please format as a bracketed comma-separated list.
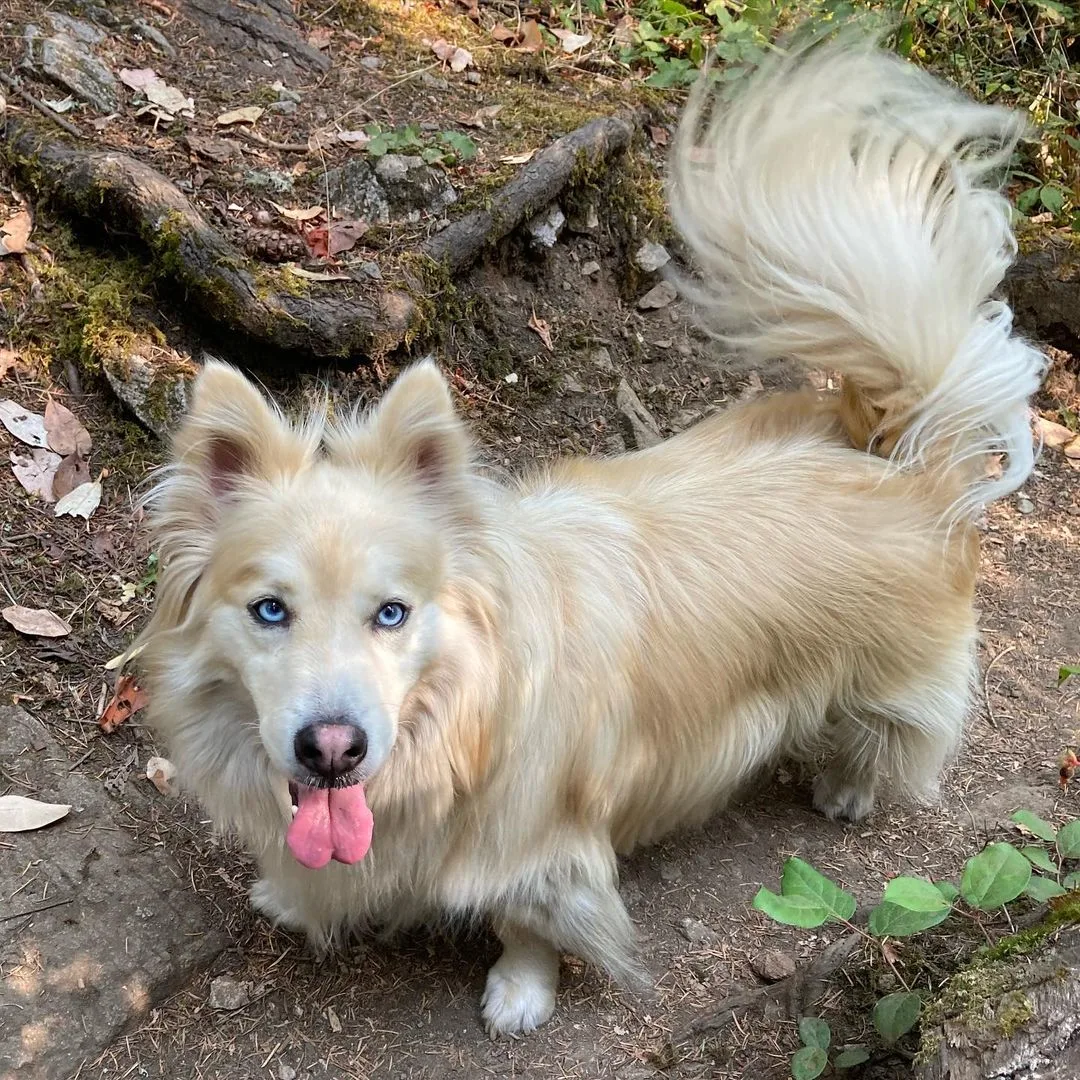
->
[142, 361, 496, 867]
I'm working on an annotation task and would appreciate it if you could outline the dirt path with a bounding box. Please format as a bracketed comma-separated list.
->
[2, 2, 1079, 1078]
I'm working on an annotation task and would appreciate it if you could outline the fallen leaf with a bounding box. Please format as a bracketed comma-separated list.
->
[308, 26, 334, 49]
[184, 134, 242, 162]
[99, 674, 150, 734]
[120, 68, 193, 117]
[119, 67, 159, 91]
[462, 104, 503, 128]
[2, 605, 72, 638]
[456, 0, 480, 19]
[284, 264, 350, 282]
[0, 348, 18, 379]
[1065, 435, 1080, 460]
[145, 756, 176, 796]
[528, 310, 554, 351]
[54, 480, 102, 519]
[53, 452, 92, 499]
[490, 23, 518, 43]
[327, 1006, 342, 1033]
[304, 226, 329, 260]
[43, 95, 76, 114]
[270, 201, 325, 222]
[0, 400, 49, 447]
[1036, 416, 1075, 450]
[551, 28, 592, 53]
[10, 447, 62, 501]
[0, 210, 32, 256]
[613, 14, 636, 46]
[431, 39, 473, 71]
[106, 642, 146, 671]
[44, 399, 92, 456]
[328, 219, 368, 256]
[216, 106, 264, 126]
[334, 129, 370, 146]
[500, 150, 536, 165]
[519, 19, 545, 53]
[0, 794, 71, 833]
[649, 125, 670, 147]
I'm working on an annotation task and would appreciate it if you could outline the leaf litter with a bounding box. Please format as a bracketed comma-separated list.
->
[2, 605, 72, 638]
[100, 674, 150, 734]
[0, 795, 72, 833]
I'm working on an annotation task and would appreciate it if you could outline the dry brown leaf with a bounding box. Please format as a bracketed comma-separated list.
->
[462, 104, 503, 129]
[145, 756, 176, 796]
[490, 23, 517, 43]
[10, 447, 61, 501]
[519, 20, 545, 52]
[0, 794, 71, 833]
[327, 219, 368, 256]
[613, 14, 636, 46]
[649, 125, 670, 147]
[54, 480, 102, 519]
[53, 452, 92, 500]
[308, 26, 333, 49]
[431, 39, 473, 71]
[1036, 416, 1075, 450]
[285, 265, 349, 282]
[270, 201, 325, 222]
[500, 150, 536, 165]
[99, 673, 150, 734]
[326, 1006, 342, 1033]
[44, 398, 92, 456]
[2, 604, 72, 638]
[0, 400, 49, 448]
[1065, 435, 1080, 460]
[528, 310, 554, 351]
[0, 209, 32, 256]
[216, 106, 264, 126]
[0, 348, 19, 379]
[551, 28, 592, 53]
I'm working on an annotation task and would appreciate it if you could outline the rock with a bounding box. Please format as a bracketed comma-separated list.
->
[1017, 494, 1035, 514]
[634, 241, 671, 273]
[562, 374, 586, 394]
[677, 917, 717, 945]
[357, 260, 383, 281]
[466, 71, 481, 84]
[659, 860, 683, 883]
[325, 155, 457, 224]
[1005, 235, 1080, 351]
[273, 82, 302, 103]
[24, 19, 121, 113]
[580, 260, 601, 276]
[131, 19, 175, 57]
[278, 1066, 297, 1080]
[268, 99, 297, 115]
[525, 204, 566, 251]
[360, 55, 384, 71]
[243, 168, 295, 195]
[567, 202, 600, 234]
[638, 280, 678, 311]
[420, 73, 450, 91]
[590, 346, 615, 373]
[102, 349, 197, 438]
[209, 976, 254, 1011]
[0, 706, 226, 1078]
[751, 948, 797, 982]
[617, 379, 661, 450]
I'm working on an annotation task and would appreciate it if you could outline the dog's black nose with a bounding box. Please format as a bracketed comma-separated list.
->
[293, 721, 368, 780]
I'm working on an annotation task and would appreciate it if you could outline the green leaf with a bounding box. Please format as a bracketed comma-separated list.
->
[438, 131, 478, 162]
[868, 901, 951, 937]
[1058, 665, 1080, 685]
[1057, 821, 1080, 859]
[781, 858, 857, 922]
[883, 876, 952, 913]
[1024, 876, 1068, 902]
[1041, 186, 1066, 215]
[798, 1016, 830, 1050]
[1011, 810, 1057, 843]
[834, 1046, 871, 1068]
[790, 1046, 828, 1080]
[873, 991, 921, 1044]
[1021, 846, 1058, 874]
[1016, 186, 1042, 214]
[960, 843, 1032, 910]
[752, 887, 831, 929]
[1063, 871, 1080, 891]
[935, 881, 960, 902]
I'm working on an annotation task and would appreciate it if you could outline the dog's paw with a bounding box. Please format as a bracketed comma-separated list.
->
[481, 964, 557, 1038]
[813, 773, 875, 822]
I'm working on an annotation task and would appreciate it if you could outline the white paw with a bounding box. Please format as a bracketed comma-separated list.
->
[249, 878, 309, 934]
[813, 774, 875, 822]
[481, 962, 557, 1038]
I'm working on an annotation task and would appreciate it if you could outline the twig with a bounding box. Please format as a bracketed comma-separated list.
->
[983, 644, 1016, 729]
[0, 897, 74, 922]
[234, 128, 311, 153]
[0, 71, 83, 139]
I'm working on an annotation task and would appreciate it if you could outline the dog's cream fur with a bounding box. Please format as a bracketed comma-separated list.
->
[140, 39, 1045, 1036]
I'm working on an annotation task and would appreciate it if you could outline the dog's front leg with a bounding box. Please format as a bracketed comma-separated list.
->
[480, 920, 561, 1038]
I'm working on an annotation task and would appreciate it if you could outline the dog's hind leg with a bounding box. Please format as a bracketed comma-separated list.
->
[481, 921, 561, 1038]
[814, 652, 974, 822]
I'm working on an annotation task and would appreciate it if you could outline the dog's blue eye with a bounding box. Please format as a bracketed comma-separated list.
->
[374, 601, 408, 629]
[251, 597, 289, 626]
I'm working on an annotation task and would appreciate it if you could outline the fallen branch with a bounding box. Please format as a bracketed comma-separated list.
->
[422, 113, 636, 274]
[0, 71, 84, 140]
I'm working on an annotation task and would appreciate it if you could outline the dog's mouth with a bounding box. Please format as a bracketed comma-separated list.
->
[285, 778, 374, 871]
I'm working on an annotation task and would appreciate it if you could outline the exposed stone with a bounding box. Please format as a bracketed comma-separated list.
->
[244, 168, 295, 194]
[590, 346, 615, 373]
[360, 55, 384, 71]
[638, 280, 678, 311]
[268, 99, 297, 114]
[634, 240, 671, 273]
[0, 706, 226, 1079]
[751, 948, 797, 982]
[24, 19, 121, 113]
[567, 202, 600, 234]
[525, 204, 566, 251]
[617, 378, 661, 450]
[1016, 493, 1035, 514]
[102, 350, 197, 438]
[325, 155, 457, 224]
[208, 976, 254, 1011]
[677, 917, 717, 945]
[580, 260, 601, 276]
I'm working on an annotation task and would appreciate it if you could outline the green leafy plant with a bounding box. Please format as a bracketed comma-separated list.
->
[754, 810, 1080, 1072]
[362, 124, 477, 166]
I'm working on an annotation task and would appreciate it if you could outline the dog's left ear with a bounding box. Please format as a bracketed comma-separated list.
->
[334, 360, 472, 490]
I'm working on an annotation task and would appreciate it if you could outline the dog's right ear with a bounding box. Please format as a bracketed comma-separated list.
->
[172, 362, 316, 503]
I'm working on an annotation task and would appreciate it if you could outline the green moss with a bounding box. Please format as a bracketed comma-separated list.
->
[996, 990, 1034, 1038]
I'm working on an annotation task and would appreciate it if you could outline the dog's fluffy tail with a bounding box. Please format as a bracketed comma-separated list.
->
[670, 36, 1045, 519]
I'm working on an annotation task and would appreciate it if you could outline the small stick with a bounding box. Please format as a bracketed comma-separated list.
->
[234, 128, 311, 153]
[983, 644, 1016, 730]
[0, 71, 83, 139]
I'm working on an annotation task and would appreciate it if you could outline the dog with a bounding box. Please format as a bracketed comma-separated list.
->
[138, 36, 1045, 1037]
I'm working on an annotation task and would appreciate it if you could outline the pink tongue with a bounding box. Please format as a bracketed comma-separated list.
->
[286, 784, 374, 870]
